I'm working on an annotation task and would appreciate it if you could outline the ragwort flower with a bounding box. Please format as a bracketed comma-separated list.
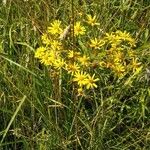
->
[130, 58, 141, 72]
[86, 14, 100, 26]
[67, 50, 81, 60]
[66, 63, 80, 75]
[74, 22, 86, 36]
[41, 33, 51, 45]
[85, 74, 99, 89]
[35, 46, 46, 59]
[53, 58, 66, 70]
[48, 20, 62, 35]
[78, 55, 90, 66]
[90, 38, 105, 49]
[73, 71, 88, 87]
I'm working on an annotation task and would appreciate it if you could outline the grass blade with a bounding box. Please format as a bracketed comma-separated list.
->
[0, 95, 26, 144]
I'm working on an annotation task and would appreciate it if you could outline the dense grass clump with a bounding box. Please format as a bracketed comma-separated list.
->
[0, 0, 150, 149]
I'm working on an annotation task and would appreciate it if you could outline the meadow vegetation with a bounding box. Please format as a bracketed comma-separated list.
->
[0, 0, 150, 149]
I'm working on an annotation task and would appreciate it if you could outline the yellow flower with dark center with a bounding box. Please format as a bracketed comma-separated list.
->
[86, 14, 100, 26]
[74, 22, 86, 36]
[85, 74, 99, 89]
[48, 20, 62, 35]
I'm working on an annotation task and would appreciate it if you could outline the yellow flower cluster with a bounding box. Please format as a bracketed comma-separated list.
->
[35, 17, 142, 95]
[105, 30, 136, 47]
[73, 72, 99, 90]
[35, 19, 100, 95]
[99, 31, 141, 77]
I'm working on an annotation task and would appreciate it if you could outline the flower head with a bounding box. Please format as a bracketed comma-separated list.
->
[67, 50, 81, 59]
[86, 14, 100, 26]
[48, 20, 62, 35]
[78, 55, 90, 66]
[130, 58, 141, 72]
[74, 22, 86, 36]
[35, 46, 46, 59]
[53, 58, 66, 70]
[84, 74, 99, 89]
[90, 38, 105, 49]
[73, 71, 88, 87]
[66, 63, 80, 75]
[50, 40, 62, 51]
[41, 33, 51, 45]
[39, 51, 57, 66]
[112, 63, 126, 77]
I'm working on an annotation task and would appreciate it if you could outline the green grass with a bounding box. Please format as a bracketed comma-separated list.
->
[0, 0, 150, 149]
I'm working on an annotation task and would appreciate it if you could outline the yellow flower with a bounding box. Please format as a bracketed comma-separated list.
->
[106, 30, 136, 47]
[35, 46, 46, 59]
[116, 30, 136, 47]
[113, 63, 126, 77]
[85, 74, 99, 89]
[40, 51, 57, 66]
[113, 51, 123, 63]
[126, 37, 136, 47]
[66, 63, 80, 75]
[86, 14, 100, 26]
[40, 54, 51, 66]
[41, 33, 51, 45]
[46, 51, 57, 65]
[105, 33, 121, 47]
[74, 22, 86, 36]
[77, 87, 85, 96]
[78, 55, 90, 66]
[48, 20, 62, 35]
[116, 30, 130, 39]
[128, 50, 136, 58]
[130, 58, 141, 72]
[90, 38, 105, 49]
[53, 58, 66, 70]
[73, 71, 88, 87]
[67, 50, 81, 59]
[50, 40, 62, 51]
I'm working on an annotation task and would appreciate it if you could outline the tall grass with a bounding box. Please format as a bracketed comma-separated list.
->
[0, 0, 150, 149]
